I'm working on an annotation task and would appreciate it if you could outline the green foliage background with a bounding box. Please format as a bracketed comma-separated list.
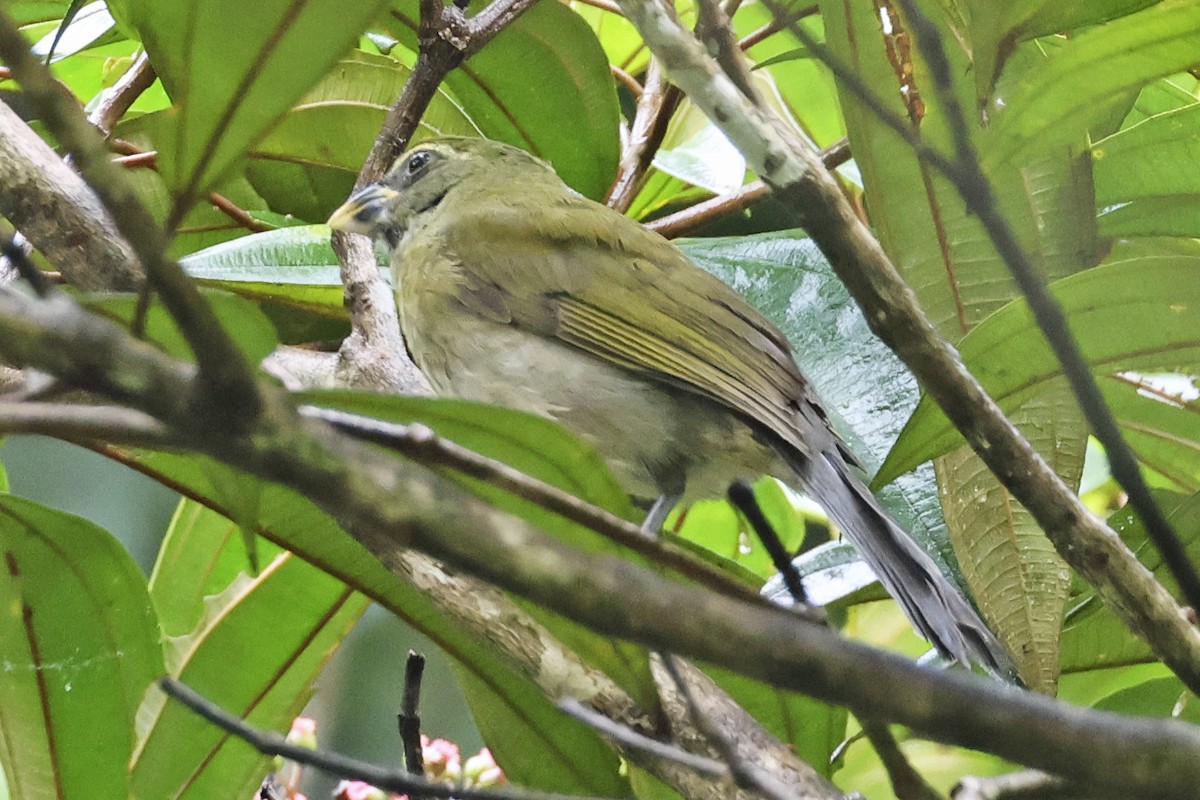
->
[2, 1, 1200, 798]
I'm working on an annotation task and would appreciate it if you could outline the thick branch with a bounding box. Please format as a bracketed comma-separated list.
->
[0, 9, 262, 427]
[0, 100, 142, 290]
[1, 287, 1200, 799]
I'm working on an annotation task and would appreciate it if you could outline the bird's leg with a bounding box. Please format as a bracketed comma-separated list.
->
[640, 492, 682, 535]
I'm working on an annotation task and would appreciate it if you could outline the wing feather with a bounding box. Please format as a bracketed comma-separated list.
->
[430, 189, 819, 455]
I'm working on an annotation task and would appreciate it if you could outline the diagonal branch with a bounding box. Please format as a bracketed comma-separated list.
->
[0, 276, 1200, 798]
[611, 0, 1200, 696]
[889, 0, 1200, 617]
[0, 9, 263, 428]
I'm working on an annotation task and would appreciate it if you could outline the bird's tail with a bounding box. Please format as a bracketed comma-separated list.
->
[788, 449, 1016, 677]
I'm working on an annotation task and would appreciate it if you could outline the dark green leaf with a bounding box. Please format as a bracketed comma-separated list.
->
[379, 1, 620, 200]
[83, 288, 279, 364]
[107, 0, 394, 203]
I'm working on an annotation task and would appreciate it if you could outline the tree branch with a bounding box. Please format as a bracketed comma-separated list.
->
[0, 100, 142, 291]
[889, 0, 1200, 617]
[0, 9, 263, 427]
[0, 284, 1199, 799]
[612, 0, 1200, 696]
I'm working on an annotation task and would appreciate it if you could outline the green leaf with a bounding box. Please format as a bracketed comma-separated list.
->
[455, 666, 631, 797]
[983, 0, 1200, 168]
[8, 2, 73, 25]
[0, 496, 162, 800]
[100, 447, 641, 797]
[83, 288, 279, 364]
[1093, 676, 1200, 722]
[379, 1, 620, 200]
[879, 258, 1200, 483]
[132, 499, 369, 799]
[252, 49, 480, 175]
[180, 225, 353, 317]
[1094, 102, 1200, 238]
[107, 0, 394, 205]
[1061, 490, 1200, 672]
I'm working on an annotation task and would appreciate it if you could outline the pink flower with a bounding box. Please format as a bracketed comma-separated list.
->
[421, 735, 462, 782]
[464, 748, 506, 787]
[286, 717, 318, 750]
[334, 780, 386, 800]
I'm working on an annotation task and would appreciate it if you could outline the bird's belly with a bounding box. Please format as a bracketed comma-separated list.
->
[409, 316, 784, 502]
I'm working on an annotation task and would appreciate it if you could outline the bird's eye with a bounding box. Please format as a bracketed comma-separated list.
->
[406, 151, 431, 175]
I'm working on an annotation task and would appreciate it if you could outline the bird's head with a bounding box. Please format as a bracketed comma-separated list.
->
[327, 137, 556, 247]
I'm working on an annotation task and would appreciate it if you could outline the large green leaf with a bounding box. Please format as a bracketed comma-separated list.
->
[180, 225, 354, 317]
[820, 0, 1097, 690]
[102, 443, 639, 798]
[880, 258, 1200, 482]
[0, 496, 162, 800]
[983, 0, 1200, 169]
[106, 0, 393, 206]
[131, 499, 369, 799]
[1061, 490, 1200, 672]
[1094, 102, 1200, 238]
[229, 39, 450, 218]
[378, 1, 619, 200]
[83, 287, 279, 364]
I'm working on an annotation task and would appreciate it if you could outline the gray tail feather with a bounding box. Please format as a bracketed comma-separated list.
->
[790, 449, 1017, 678]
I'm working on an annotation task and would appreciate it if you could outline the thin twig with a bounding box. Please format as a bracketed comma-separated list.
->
[888, 0, 1200, 614]
[727, 480, 807, 604]
[1, 226, 53, 296]
[0, 401, 172, 445]
[658, 655, 802, 800]
[646, 138, 848, 238]
[298, 405, 799, 613]
[859, 718, 944, 800]
[571, 0, 623, 13]
[737, 6, 818, 51]
[399, 650, 426, 778]
[109, 143, 273, 233]
[610, 64, 643, 98]
[159, 678, 612, 800]
[954, 770, 1079, 800]
[557, 697, 726, 777]
[615, 0, 1200, 694]
[0, 7, 263, 428]
[88, 52, 155, 135]
[607, 60, 677, 212]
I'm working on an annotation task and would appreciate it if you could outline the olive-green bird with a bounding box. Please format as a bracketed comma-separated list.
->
[329, 136, 1012, 673]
